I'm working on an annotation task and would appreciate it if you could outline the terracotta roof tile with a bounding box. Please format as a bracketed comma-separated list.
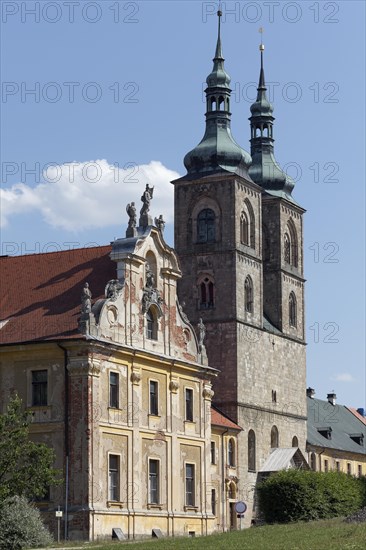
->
[347, 407, 366, 426]
[0, 246, 115, 345]
[211, 406, 242, 430]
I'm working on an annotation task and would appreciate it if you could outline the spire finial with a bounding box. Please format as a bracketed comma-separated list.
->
[258, 27, 266, 90]
[214, 6, 223, 60]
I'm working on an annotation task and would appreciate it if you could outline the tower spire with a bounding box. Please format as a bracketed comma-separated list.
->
[183, 10, 251, 177]
[248, 34, 296, 202]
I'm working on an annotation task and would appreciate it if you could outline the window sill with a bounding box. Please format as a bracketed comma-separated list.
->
[248, 469, 256, 473]
[147, 503, 163, 510]
[184, 505, 198, 512]
[148, 413, 161, 418]
[184, 420, 196, 425]
[107, 501, 124, 508]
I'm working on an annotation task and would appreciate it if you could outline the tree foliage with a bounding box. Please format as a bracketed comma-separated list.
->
[0, 394, 60, 503]
[258, 469, 366, 523]
[0, 495, 53, 549]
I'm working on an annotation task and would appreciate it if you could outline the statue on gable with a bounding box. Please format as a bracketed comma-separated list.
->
[197, 317, 206, 353]
[81, 282, 92, 314]
[155, 214, 166, 234]
[126, 202, 137, 237]
[141, 263, 163, 314]
[105, 279, 123, 301]
[139, 183, 154, 227]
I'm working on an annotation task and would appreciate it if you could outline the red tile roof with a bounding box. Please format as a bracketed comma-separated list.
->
[211, 406, 242, 431]
[347, 407, 366, 426]
[0, 245, 115, 345]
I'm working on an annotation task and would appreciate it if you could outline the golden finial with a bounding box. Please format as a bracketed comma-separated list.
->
[259, 27, 264, 51]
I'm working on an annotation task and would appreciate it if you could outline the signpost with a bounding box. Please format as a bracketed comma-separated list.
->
[235, 501, 247, 530]
[55, 507, 63, 543]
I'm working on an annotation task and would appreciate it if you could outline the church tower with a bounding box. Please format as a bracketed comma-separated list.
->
[173, 13, 307, 523]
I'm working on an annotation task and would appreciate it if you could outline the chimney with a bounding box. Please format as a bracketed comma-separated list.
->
[357, 407, 365, 417]
[327, 392, 337, 406]
[306, 387, 315, 398]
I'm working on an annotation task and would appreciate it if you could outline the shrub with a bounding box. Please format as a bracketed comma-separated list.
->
[257, 469, 366, 524]
[0, 495, 53, 549]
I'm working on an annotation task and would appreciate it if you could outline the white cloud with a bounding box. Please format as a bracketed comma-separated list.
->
[333, 373, 355, 382]
[0, 160, 180, 231]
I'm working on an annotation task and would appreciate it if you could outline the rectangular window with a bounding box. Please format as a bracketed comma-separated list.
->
[108, 455, 119, 501]
[149, 459, 159, 504]
[31, 370, 48, 406]
[211, 441, 216, 465]
[185, 388, 193, 421]
[109, 372, 119, 408]
[211, 488, 216, 516]
[336, 461, 340, 472]
[358, 464, 362, 477]
[185, 463, 195, 507]
[149, 381, 158, 415]
[347, 462, 352, 475]
[324, 459, 328, 472]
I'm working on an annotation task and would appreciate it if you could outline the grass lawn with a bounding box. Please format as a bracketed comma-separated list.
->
[48, 517, 366, 550]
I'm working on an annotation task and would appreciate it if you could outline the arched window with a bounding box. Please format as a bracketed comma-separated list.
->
[271, 425, 279, 448]
[310, 452, 316, 471]
[218, 96, 224, 110]
[292, 436, 299, 448]
[228, 438, 236, 467]
[146, 308, 157, 340]
[200, 277, 214, 309]
[244, 276, 253, 314]
[210, 97, 216, 111]
[284, 233, 291, 263]
[289, 292, 297, 327]
[197, 209, 215, 243]
[240, 212, 249, 245]
[248, 430, 256, 472]
[243, 200, 255, 249]
[284, 221, 298, 267]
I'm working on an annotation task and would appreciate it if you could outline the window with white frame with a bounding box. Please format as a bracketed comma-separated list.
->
[185, 463, 195, 506]
[108, 455, 120, 501]
[149, 380, 158, 415]
[185, 388, 193, 421]
[148, 459, 159, 504]
[109, 372, 119, 408]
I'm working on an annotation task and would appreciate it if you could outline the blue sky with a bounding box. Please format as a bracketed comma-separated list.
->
[1, 1, 365, 408]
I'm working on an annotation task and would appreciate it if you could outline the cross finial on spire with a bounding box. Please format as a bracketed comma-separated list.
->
[258, 27, 265, 89]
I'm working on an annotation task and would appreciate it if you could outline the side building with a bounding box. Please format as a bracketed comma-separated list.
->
[307, 389, 366, 476]
[0, 202, 240, 540]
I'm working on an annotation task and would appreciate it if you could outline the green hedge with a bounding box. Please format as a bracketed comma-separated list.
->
[257, 470, 366, 523]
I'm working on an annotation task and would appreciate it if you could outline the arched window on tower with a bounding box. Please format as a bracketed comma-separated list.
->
[289, 292, 297, 327]
[284, 221, 298, 268]
[197, 209, 216, 243]
[200, 277, 214, 309]
[146, 308, 158, 340]
[244, 200, 255, 249]
[248, 430, 256, 472]
[292, 436, 299, 448]
[244, 276, 253, 314]
[210, 97, 216, 111]
[271, 425, 279, 448]
[218, 96, 224, 110]
[284, 233, 291, 263]
[240, 212, 249, 245]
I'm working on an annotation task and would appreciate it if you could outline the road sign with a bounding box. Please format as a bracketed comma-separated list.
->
[55, 511, 63, 518]
[235, 501, 247, 514]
